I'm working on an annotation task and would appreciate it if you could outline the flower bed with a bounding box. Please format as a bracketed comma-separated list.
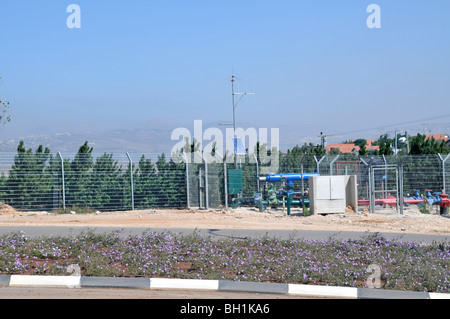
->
[0, 230, 448, 293]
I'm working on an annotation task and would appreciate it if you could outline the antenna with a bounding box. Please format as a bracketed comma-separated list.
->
[223, 73, 255, 168]
[232, 74, 255, 125]
[318, 132, 334, 153]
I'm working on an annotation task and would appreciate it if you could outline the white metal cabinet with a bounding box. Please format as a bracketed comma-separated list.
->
[309, 176, 350, 214]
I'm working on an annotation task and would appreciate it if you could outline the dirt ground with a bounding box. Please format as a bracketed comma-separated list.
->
[0, 202, 449, 236]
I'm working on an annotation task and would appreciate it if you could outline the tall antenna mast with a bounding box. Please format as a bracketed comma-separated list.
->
[222, 73, 255, 168]
[219, 73, 255, 168]
[318, 132, 334, 154]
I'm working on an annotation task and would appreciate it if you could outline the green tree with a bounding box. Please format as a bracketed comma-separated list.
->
[66, 141, 94, 207]
[89, 153, 124, 210]
[353, 139, 367, 147]
[409, 134, 449, 155]
[377, 134, 394, 155]
[279, 143, 325, 173]
[358, 140, 368, 156]
[155, 153, 185, 207]
[134, 155, 158, 208]
[6, 141, 52, 209]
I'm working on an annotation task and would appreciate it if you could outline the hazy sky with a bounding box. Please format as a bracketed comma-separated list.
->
[1, 0, 450, 145]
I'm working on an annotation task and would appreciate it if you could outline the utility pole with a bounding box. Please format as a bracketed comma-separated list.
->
[395, 130, 398, 156]
[231, 74, 236, 144]
[405, 131, 410, 154]
[318, 132, 333, 154]
[221, 74, 255, 168]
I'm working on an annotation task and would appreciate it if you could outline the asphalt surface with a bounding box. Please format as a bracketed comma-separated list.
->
[0, 287, 314, 299]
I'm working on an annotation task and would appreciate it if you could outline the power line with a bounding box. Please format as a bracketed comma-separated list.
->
[330, 113, 450, 137]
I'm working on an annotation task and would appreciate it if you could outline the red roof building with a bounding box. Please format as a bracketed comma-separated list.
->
[327, 140, 380, 154]
[426, 134, 449, 141]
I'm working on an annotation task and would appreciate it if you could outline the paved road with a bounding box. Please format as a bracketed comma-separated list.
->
[0, 226, 448, 243]
[0, 287, 316, 299]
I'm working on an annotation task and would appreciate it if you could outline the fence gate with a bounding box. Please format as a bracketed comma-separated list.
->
[187, 161, 223, 210]
[369, 164, 402, 214]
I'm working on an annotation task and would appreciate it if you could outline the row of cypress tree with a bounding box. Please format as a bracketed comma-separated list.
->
[0, 141, 186, 211]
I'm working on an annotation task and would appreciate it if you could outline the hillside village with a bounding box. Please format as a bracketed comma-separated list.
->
[326, 133, 449, 156]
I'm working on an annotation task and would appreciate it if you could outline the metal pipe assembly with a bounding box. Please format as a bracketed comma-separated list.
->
[358, 190, 450, 215]
[439, 193, 450, 215]
[231, 173, 320, 215]
[260, 173, 320, 183]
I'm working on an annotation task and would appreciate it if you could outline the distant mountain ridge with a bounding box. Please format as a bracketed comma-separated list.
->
[0, 128, 309, 157]
[1, 121, 446, 156]
[0, 128, 175, 155]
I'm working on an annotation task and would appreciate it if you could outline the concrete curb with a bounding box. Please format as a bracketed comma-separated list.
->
[1, 275, 449, 299]
[288, 283, 358, 298]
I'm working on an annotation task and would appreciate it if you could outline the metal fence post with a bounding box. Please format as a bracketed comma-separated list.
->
[369, 165, 375, 214]
[253, 153, 260, 192]
[364, 158, 374, 214]
[57, 152, 66, 210]
[126, 152, 134, 210]
[204, 159, 209, 210]
[382, 155, 388, 199]
[329, 155, 340, 176]
[438, 153, 450, 193]
[399, 157, 405, 215]
[224, 155, 228, 210]
[184, 153, 190, 209]
[314, 155, 325, 174]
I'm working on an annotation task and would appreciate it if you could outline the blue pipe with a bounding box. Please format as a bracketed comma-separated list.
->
[264, 173, 320, 183]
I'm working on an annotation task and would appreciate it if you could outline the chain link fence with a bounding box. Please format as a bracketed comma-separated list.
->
[0, 151, 186, 212]
[0, 150, 448, 213]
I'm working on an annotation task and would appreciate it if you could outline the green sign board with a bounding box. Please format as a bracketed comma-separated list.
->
[228, 169, 243, 195]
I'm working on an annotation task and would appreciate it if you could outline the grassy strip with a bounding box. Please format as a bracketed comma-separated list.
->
[0, 230, 448, 293]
